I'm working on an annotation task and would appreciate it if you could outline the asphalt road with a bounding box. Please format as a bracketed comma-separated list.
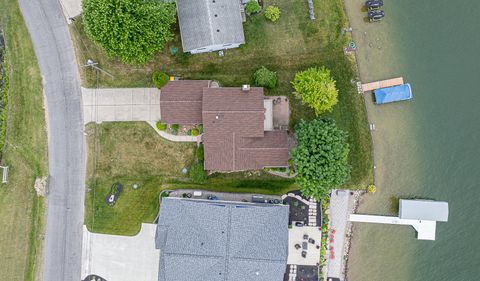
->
[18, 0, 86, 280]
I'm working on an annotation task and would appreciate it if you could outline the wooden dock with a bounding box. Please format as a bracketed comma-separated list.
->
[361, 77, 404, 92]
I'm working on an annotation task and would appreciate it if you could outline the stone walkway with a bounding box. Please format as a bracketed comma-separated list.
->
[326, 190, 352, 281]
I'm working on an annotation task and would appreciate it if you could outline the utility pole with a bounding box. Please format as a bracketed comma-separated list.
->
[82, 59, 114, 79]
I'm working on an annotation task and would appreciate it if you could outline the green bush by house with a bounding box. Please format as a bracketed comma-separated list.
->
[82, 0, 177, 64]
[156, 121, 167, 131]
[293, 118, 351, 199]
[152, 71, 169, 89]
[264, 6, 281, 22]
[245, 1, 261, 15]
[292, 67, 339, 115]
[253, 66, 277, 88]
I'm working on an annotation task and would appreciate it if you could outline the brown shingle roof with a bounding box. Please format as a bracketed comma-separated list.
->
[159, 81, 289, 171]
[160, 80, 211, 124]
[202, 87, 288, 171]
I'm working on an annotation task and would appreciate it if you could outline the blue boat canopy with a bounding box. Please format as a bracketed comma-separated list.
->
[374, 83, 412, 104]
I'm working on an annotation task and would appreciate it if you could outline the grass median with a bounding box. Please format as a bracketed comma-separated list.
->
[0, 0, 48, 280]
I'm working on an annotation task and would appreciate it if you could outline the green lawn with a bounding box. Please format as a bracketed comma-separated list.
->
[85, 122, 296, 235]
[72, 0, 373, 189]
[0, 0, 48, 280]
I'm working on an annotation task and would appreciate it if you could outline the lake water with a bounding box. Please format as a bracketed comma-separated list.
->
[344, 0, 480, 280]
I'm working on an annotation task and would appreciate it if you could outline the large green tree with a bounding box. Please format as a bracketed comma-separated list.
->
[82, 0, 177, 64]
[293, 118, 351, 199]
[291, 67, 338, 115]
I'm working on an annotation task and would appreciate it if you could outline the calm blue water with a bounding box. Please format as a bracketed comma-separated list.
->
[345, 0, 480, 280]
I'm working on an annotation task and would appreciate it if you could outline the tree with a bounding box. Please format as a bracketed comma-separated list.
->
[82, 0, 177, 64]
[253, 66, 277, 88]
[293, 118, 351, 199]
[152, 71, 169, 88]
[245, 1, 261, 15]
[264, 6, 281, 22]
[291, 67, 339, 115]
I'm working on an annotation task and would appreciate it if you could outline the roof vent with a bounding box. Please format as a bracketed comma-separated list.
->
[242, 84, 250, 92]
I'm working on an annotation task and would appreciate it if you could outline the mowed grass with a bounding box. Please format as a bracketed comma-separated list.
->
[72, 0, 373, 189]
[0, 0, 48, 280]
[85, 122, 296, 235]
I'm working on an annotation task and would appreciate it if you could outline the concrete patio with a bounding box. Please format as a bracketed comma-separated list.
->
[287, 225, 322, 266]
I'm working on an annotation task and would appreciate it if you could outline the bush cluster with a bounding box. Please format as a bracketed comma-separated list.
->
[152, 71, 169, 89]
[245, 1, 261, 15]
[156, 121, 167, 131]
[264, 6, 281, 22]
[293, 118, 350, 199]
[82, 0, 177, 64]
[253, 66, 277, 89]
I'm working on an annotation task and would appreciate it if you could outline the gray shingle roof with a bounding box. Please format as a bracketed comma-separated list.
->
[156, 198, 289, 281]
[176, 0, 245, 52]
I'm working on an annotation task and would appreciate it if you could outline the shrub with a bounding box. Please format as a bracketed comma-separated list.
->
[264, 6, 281, 22]
[292, 67, 339, 115]
[171, 124, 179, 131]
[189, 162, 207, 183]
[196, 124, 204, 134]
[293, 118, 351, 199]
[196, 145, 204, 161]
[367, 184, 376, 193]
[156, 121, 167, 131]
[152, 71, 169, 88]
[245, 1, 261, 15]
[191, 128, 199, 136]
[253, 66, 277, 88]
[82, 0, 177, 64]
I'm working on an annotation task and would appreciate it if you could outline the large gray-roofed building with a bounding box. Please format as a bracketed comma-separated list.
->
[156, 197, 289, 281]
[176, 0, 245, 54]
[399, 199, 449, 221]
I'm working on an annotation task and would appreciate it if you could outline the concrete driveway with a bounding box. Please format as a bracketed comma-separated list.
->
[82, 224, 160, 281]
[82, 88, 161, 124]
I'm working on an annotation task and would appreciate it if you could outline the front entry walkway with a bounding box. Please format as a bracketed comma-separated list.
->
[82, 88, 160, 125]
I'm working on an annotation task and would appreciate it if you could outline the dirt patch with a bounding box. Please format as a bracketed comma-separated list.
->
[34, 177, 47, 196]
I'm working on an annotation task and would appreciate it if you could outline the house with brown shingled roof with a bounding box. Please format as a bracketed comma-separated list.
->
[160, 80, 290, 171]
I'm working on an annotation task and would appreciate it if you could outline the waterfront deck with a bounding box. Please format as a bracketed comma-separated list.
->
[349, 214, 437, 240]
[361, 77, 404, 92]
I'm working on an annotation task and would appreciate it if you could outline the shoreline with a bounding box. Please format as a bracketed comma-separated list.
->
[338, 0, 381, 280]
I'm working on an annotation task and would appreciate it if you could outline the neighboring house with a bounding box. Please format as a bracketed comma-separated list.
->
[176, 0, 245, 54]
[160, 80, 290, 171]
[155, 197, 289, 281]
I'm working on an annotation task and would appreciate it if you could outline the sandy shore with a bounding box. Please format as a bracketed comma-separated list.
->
[338, 0, 384, 280]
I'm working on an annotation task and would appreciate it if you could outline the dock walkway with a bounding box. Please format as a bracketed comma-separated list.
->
[349, 214, 437, 240]
[361, 77, 404, 92]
